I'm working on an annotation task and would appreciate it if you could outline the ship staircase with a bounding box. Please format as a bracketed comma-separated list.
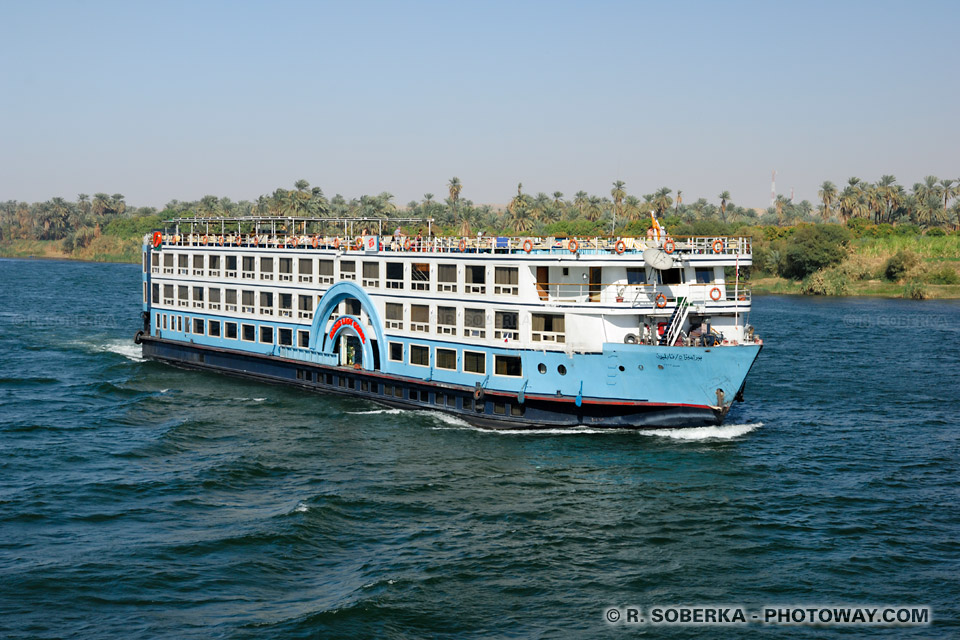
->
[658, 297, 690, 346]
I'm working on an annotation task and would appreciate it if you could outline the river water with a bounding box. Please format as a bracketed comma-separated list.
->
[1, 258, 958, 638]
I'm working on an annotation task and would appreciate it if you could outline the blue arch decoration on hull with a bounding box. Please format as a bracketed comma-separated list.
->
[309, 281, 387, 371]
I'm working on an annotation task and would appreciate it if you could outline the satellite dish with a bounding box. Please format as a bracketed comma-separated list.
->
[643, 248, 674, 270]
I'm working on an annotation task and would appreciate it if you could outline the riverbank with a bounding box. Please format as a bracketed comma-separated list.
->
[0, 238, 139, 263]
[750, 276, 960, 299]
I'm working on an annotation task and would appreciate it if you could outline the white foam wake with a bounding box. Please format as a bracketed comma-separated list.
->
[638, 422, 762, 440]
[348, 408, 406, 415]
[91, 339, 144, 362]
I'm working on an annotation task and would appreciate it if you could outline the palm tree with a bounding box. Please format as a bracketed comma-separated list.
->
[718, 190, 731, 223]
[817, 181, 836, 222]
[652, 187, 673, 216]
[585, 196, 603, 222]
[939, 179, 957, 228]
[448, 177, 462, 217]
[610, 180, 626, 235]
[623, 195, 642, 223]
[675, 189, 683, 213]
[294, 179, 310, 192]
[573, 191, 588, 218]
[774, 194, 789, 225]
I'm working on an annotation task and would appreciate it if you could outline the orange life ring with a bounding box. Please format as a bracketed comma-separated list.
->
[312, 235, 319, 248]
[663, 238, 675, 254]
[291, 236, 299, 247]
[201, 234, 209, 245]
[522, 239, 533, 253]
[569, 239, 579, 253]
[333, 237, 341, 250]
[356, 237, 363, 250]
[738, 294, 746, 301]
[712, 239, 724, 254]
[655, 293, 667, 308]
[404, 238, 412, 251]
[218, 235, 224, 246]
[151, 231, 162, 248]
[459, 239, 466, 252]
[614, 239, 626, 254]
[710, 287, 722, 301]
[235, 234, 242, 246]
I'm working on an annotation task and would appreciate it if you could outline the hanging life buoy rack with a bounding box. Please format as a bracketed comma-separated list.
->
[655, 292, 667, 308]
[459, 238, 466, 252]
[333, 237, 341, 250]
[312, 235, 319, 249]
[234, 234, 242, 246]
[355, 237, 364, 250]
[568, 238, 579, 254]
[522, 239, 533, 254]
[663, 238, 676, 254]
[614, 239, 626, 255]
[474, 385, 484, 402]
[201, 234, 209, 245]
[151, 231, 163, 248]
[712, 239, 724, 254]
[710, 287, 722, 301]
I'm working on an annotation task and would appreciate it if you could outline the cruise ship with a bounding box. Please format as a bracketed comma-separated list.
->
[136, 216, 762, 429]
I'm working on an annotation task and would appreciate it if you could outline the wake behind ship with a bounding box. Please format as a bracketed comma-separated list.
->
[136, 216, 762, 429]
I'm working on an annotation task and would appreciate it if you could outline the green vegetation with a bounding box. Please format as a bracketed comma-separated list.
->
[3, 175, 960, 298]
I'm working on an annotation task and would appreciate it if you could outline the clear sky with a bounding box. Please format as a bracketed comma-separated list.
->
[1, 0, 958, 209]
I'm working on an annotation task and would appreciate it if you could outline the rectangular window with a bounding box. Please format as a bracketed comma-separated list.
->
[162, 314, 168, 330]
[318, 259, 334, 283]
[260, 257, 274, 280]
[695, 267, 714, 284]
[163, 252, 174, 272]
[278, 327, 292, 346]
[465, 265, 486, 294]
[192, 286, 204, 308]
[463, 350, 485, 374]
[299, 258, 313, 275]
[208, 255, 220, 275]
[279, 293, 293, 317]
[438, 264, 457, 292]
[385, 262, 403, 289]
[409, 345, 429, 367]
[385, 302, 403, 330]
[152, 283, 160, 304]
[242, 256, 255, 278]
[298, 329, 310, 348]
[208, 287, 221, 310]
[259, 291, 274, 315]
[193, 254, 204, 275]
[163, 284, 173, 304]
[184, 316, 190, 333]
[151, 252, 159, 268]
[242, 289, 255, 313]
[279, 258, 292, 281]
[389, 342, 403, 362]
[495, 355, 522, 377]
[298, 294, 313, 319]
[436, 348, 457, 370]
[626, 267, 647, 285]
[177, 285, 189, 307]
[259, 325, 273, 344]
[340, 260, 355, 280]
[495, 311, 519, 341]
[464, 308, 486, 338]
[437, 306, 456, 335]
[411, 263, 430, 291]
[660, 268, 683, 285]
[410, 304, 429, 332]
[532, 313, 565, 343]
[225, 255, 237, 273]
[176, 316, 183, 332]
[178, 254, 189, 273]
[208, 320, 221, 337]
[241, 324, 255, 342]
[494, 267, 518, 295]
[362, 261, 379, 288]
[225, 288, 237, 311]
[193, 318, 204, 334]
[225, 321, 238, 339]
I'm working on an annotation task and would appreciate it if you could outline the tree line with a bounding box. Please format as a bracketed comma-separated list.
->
[2, 174, 958, 249]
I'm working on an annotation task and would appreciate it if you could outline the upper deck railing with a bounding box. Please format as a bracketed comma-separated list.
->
[148, 232, 752, 258]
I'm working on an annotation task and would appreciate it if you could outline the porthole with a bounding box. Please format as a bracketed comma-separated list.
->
[557, 364, 567, 376]
[538, 363, 547, 374]
[638, 364, 644, 371]
[618, 365, 625, 372]
[657, 364, 664, 370]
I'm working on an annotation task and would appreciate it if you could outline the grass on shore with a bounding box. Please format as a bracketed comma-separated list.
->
[0, 237, 140, 263]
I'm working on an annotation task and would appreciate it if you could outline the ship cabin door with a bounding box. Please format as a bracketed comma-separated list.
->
[536, 266, 549, 301]
[589, 267, 602, 302]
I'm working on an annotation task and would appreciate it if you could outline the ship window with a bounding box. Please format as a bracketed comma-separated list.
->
[209, 255, 220, 270]
[437, 306, 456, 335]
[225, 322, 237, 339]
[532, 314, 565, 343]
[225, 255, 237, 271]
[494, 267, 518, 295]
[279, 258, 292, 274]
[193, 318, 204, 334]
[411, 263, 430, 290]
[178, 285, 188, 301]
[435, 393, 445, 406]
[494, 311, 518, 340]
[163, 284, 173, 300]
[259, 325, 274, 344]
[208, 320, 221, 337]
[319, 260, 334, 276]
[465, 266, 486, 293]
[660, 268, 682, 285]
[208, 288, 221, 303]
[225, 289, 237, 304]
[510, 404, 525, 417]
[163, 253, 174, 268]
[344, 299, 360, 316]
[162, 314, 168, 330]
[193, 254, 203, 269]
[340, 260, 355, 274]
[446, 395, 456, 408]
[493, 402, 506, 415]
[409, 345, 429, 367]
[438, 264, 457, 289]
[389, 342, 403, 362]
[298, 330, 310, 348]
[152, 283, 160, 303]
[557, 364, 567, 375]
[298, 295, 313, 311]
[695, 267, 714, 284]
[464, 350, 485, 374]
[151, 252, 159, 267]
[193, 286, 204, 301]
[410, 305, 429, 332]
[385, 262, 403, 287]
[626, 268, 646, 285]
[385, 303, 403, 330]
[179, 254, 188, 268]
[495, 355, 522, 377]
[182, 316, 187, 333]
[242, 289, 255, 307]
[241, 324, 255, 341]
[363, 261, 379, 277]
[299, 258, 312, 275]
[242, 256, 255, 272]
[260, 291, 274, 310]
[464, 308, 485, 338]
[538, 363, 546, 374]
[279, 293, 292, 311]
[436, 348, 457, 370]
[260, 257, 274, 275]
[278, 327, 293, 346]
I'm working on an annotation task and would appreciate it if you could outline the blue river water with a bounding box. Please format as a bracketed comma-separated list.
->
[0, 257, 958, 639]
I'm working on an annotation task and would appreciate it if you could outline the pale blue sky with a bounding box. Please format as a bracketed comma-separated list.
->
[1, 0, 957, 209]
